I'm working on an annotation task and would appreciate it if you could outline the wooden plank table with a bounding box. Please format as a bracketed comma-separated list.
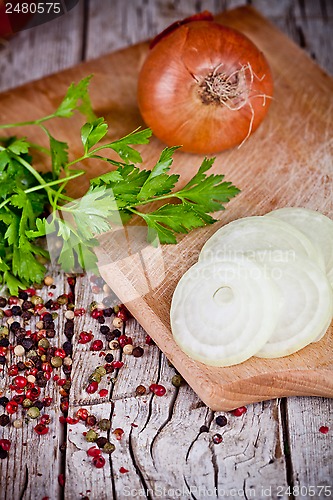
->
[0, 1, 332, 499]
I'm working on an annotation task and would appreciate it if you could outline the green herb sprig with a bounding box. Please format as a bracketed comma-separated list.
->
[0, 77, 240, 294]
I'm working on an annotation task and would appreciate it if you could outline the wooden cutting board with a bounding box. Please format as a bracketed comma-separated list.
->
[0, 6, 332, 410]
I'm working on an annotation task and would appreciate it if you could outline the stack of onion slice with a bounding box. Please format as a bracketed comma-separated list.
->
[170, 208, 333, 366]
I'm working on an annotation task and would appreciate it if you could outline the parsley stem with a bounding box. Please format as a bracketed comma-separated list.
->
[24, 171, 84, 194]
[0, 114, 56, 130]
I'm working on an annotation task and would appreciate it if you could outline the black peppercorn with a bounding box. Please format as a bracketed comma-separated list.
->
[96, 436, 108, 449]
[22, 300, 33, 311]
[105, 332, 116, 342]
[11, 306, 22, 316]
[102, 296, 112, 306]
[0, 414, 10, 426]
[215, 415, 228, 427]
[16, 334, 26, 344]
[21, 338, 34, 351]
[62, 341, 72, 356]
[34, 401, 44, 410]
[43, 321, 54, 330]
[97, 316, 105, 324]
[113, 329, 121, 337]
[35, 376, 47, 388]
[103, 307, 113, 317]
[0, 356, 6, 365]
[0, 338, 9, 347]
[0, 297, 7, 308]
[44, 299, 54, 309]
[0, 397, 9, 407]
[105, 353, 114, 363]
[46, 329, 56, 339]
[42, 313, 53, 323]
[62, 365, 71, 376]
[100, 325, 110, 335]
[0, 448, 8, 459]
[17, 361, 25, 371]
[21, 311, 32, 321]
[132, 346, 144, 358]
[10, 321, 21, 332]
[19, 291, 29, 301]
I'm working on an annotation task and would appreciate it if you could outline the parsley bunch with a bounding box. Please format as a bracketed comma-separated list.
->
[0, 77, 239, 294]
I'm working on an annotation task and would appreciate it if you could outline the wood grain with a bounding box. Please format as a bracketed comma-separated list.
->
[0, 269, 70, 500]
[0, 6, 332, 411]
[64, 275, 289, 500]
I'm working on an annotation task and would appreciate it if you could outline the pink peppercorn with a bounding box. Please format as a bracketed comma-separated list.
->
[111, 360, 124, 369]
[118, 335, 132, 348]
[319, 426, 329, 434]
[99, 389, 108, 398]
[149, 384, 166, 397]
[0, 439, 11, 451]
[13, 376, 28, 389]
[58, 474, 65, 487]
[231, 406, 247, 417]
[93, 456, 106, 468]
[91, 309, 103, 320]
[86, 382, 98, 394]
[119, 467, 129, 474]
[5, 401, 18, 414]
[87, 447, 102, 458]
[113, 428, 124, 440]
[79, 331, 94, 344]
[76, 408, 88, 421]
[34, 424, 49, 435]
[90, 340, 103, 351]
[74, 308, 86, 317]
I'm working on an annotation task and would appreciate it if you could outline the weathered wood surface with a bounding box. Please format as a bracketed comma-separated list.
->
[0, 1, 332, 499]
[1, 5, 333, 411]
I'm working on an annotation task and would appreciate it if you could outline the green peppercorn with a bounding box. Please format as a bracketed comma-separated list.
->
[51, 356, 63, 368]
[103, 442, 115, 454]
[89, 301, 98, 312]
[52, 312, 59, 320]
[0, 326, 9, 337]
[85, 429, 98, 442]
[38, 338, 50, 349]
[22, 398, 33, 408]
[0, 310, 4, 320]
[172, 374, 183, 387]
[26, 350, 38, 359]
[89, 372, 102, 383]
[95, 366, 107, 377]
[31, 295, 43, 305]
[57, 295, 68, 305]
[27, 406, 40, 419]
[98, 419, 111, 431]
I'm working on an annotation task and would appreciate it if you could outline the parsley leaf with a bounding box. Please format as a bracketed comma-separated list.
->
[81, 118, 108, 154]
[49, 134, 69, 178]
[109, 128, 152, 164]
[55, 75, 96, 120]
[0, 77, 240, 294]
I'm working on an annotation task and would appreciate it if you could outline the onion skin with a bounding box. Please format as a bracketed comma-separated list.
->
[137, 19, 274, 154]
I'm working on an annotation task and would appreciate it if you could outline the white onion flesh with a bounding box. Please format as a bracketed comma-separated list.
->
[170, 257, 281, 367]
[199, 216, 324, 270]
[265, 207, 333, 286]
[170, 209, 333, 367]
[254, 253, 333, 358]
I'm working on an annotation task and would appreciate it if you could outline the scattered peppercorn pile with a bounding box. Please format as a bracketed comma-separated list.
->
[0, 271, 263, 478]
[0, 273, 175, 470]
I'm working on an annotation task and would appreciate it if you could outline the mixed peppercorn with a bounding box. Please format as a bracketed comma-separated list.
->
[0, 273, 174, 473]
